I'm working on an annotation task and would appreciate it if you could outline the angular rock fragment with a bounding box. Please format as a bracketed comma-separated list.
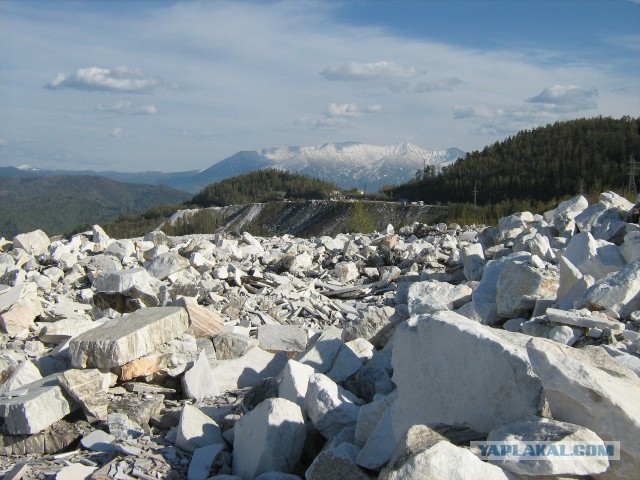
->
[232, 398, 306, 479]
[392, 311, 543, 438]
[93, 267, 153, 293]
[305, 442, 370, 480]
[176, 404, 225, 453]
[213, 332, 258, 360]
[174, 296, 225, 338]
[278, 359, 315, 411]
[461, 242, 485, 281]
[546, 307, 624, 331]
[12, 230, 50, 256]
[326, 338, 374, 384]
[147, 252, 190, 280]
[257, 324, 307, 353]
[583, 258, 640, 318]
[527, 337, 640, 480]
[182, 350, 219, 402]
[407, 280, 472, 316]
[295, 326, 342, 373]
[213, 347, 287, 392]
[59, 369, 109, 422]
[305, 373, 362, 440]
[69, 307, 189, 369]
[495, 260, 558, 319]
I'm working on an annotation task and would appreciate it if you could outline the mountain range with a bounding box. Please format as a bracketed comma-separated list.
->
[2, 142, 465, 193]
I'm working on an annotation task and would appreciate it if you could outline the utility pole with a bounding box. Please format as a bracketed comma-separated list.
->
[473, 182, 478, 206]
[628, 154, 637, 198]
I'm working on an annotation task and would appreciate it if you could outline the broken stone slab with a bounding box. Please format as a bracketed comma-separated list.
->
[278, 359, 316, 411]
[546, 308, 624, 331]
[213, 347, 288, 392]
[548, 325, 582, 346]
[80, 429, 116, 453]
[564, 232, 625, 281]
[304, 373, 362, 440]
[333, 261, 359, 282]
[174, 296, 225, 338]
[496, 260, 558, 319]
[392, 311, 543, 438]
[38, 317, 97, 344]
[354, 392, 396, 448]
[380, 424, 511, 480]
[0, 289, 42, 337]
[232, 398, 306, 479]
[257, 324, 308, 353]
[93, 267, 153, 293]
[0, 374, 77, 435]
[406, 280, 472, 316]
[486, 415, 609, 476]
[341, 305, 396, 348]
[176, 404, 225, 453]
[583, 258, 640, 318]
[188, 443, 227, 480]
[295, 326, 343, 373]
[471, 252, 533, 325]
[69, 306, 189, 369]
[213, 332, 259, 360]
[527, 337, 640, 480]
[12, 230, 50, 256]
[0, 360, 42, 395]
[305, 442, 370, 480]
[104, 239, 135, 259]
[0, 418, 88, 456]
[461, 242, 485, 281]
[147, 252, 190, 280]
[55, 463, 96, 480]
[109, 393, 164, 435]
[575, 203, 627, 242]
[326, 338, 375, 384]
[182, 350, 219, 402]
[59, 369, 109, 422]
[356, 402, 396, 470]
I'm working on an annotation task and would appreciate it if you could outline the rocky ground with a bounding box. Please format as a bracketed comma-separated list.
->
[0, 191, 639, 480]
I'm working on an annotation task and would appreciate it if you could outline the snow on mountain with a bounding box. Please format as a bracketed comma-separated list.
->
[252, 142, 465, 191]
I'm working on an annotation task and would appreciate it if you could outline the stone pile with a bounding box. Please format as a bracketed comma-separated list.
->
[0, 191, 638, 479]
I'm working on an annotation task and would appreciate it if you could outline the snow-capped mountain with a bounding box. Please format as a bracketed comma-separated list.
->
[202, 142, 465, 192]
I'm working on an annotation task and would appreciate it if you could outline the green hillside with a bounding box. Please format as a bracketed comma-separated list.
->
[191, 169, 339, 207]
[387, 116, 640, 204]
[0, 175, 190, 238]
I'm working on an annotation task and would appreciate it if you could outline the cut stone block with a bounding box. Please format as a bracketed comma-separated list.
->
[93, 267, 153, 293]
[69, 307, 189, 369]
[59, 369, 108, 422]
[39, 317, 97, 344]
[546, 308, 624, 331]
[174, 296, 224, 338]
[0, 375, 77, 435]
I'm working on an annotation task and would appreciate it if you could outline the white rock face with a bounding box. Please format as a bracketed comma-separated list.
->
[486, 415, 609, 476]
[0, 360, 42, 394]
[495, 260, 558, 319]
[59, 368, 109, 422]
[257, 324, 307, 353]
[548, 325, 582, 346]
[392, 311, 543, 438]
[552, 195, 588, 235]
[564, 232, 625, 280]
[232, 398, 306, 480]
[333, 261, 360, 282]
[278, 359, 316, 410]
[304, 373, 362, 440]
[380, 425, 511, 480]
[527, 337, 640, 480]
[0, 375, 76, 435]
[13, 230, 50, 256]
[621, 231, 640, 263]
[176, 404, 225, 453]
[407, 280, 472, 315]
[0, 289, 42, 337]
[356, 403, 396, 470]
[461, 242, 485, 281]
[471, 252, 532, 325]
[213, 347, 287, 391]
[342, 305, 395, 346]
[93, 267, 153, 293]
[147, 252, 190, 280]
[182, 350, 219, 402]
[295, 326, 343, 373]
[326, 338, 374, 384]
[583, 258, 640, 318]
[69, 307, 189, 369]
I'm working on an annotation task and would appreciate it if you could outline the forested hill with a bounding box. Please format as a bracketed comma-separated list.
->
[0, 175, 191, 238]
[191, 169, 339, 207]
[387, 116, 640, 204]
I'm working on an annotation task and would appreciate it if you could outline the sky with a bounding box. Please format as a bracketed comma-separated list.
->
[0, 0, 639, 172]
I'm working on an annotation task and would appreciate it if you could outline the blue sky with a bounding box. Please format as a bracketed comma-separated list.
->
[1, 0, 638, 172]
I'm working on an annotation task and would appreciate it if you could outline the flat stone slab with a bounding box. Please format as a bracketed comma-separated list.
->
[69, 307, 189, 369]
[546, 308, 624, 331]
[257, 324, 307, 352]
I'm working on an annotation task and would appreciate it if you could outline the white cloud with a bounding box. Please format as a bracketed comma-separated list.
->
[327, 103, 382, 117]
[453, 104, 502, 119]
[413, 77, 464, 92]
[109, 127, 124, 137]
[321, 61, 418, 81]
[46, 66, 166, 93]
[294, 116, 348, 129]
[97, 101, 157, 115]
[527, 85, 598, 111]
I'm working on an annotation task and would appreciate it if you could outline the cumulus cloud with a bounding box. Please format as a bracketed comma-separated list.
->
[296, 102, 382, 129]
[321, 61, 417, 81]
[46, 66, 166, 93]
[527, 85, 598, 111]
[97, 100, 157, 115]
[453, 104, 503, 119]
[109, 127, 124, 137]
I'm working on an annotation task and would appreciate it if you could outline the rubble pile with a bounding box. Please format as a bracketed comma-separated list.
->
[0, 191, 639, 479]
